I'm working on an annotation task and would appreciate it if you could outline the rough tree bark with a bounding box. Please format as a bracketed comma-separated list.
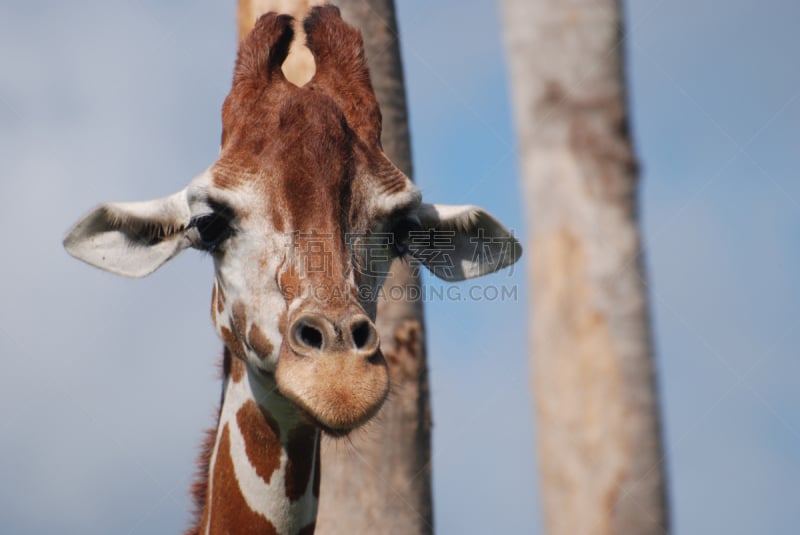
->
[501, 1, 670, 534]
[238, 1, 433, 534]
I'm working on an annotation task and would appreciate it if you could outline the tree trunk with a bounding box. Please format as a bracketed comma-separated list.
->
[501, 1, 669, 534]
[237, 2, 433, 534]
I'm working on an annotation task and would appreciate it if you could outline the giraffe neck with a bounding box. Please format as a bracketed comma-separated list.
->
[190, 350, 320, 535]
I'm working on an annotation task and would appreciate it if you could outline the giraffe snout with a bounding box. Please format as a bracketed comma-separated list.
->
[276, 308, 389, 432]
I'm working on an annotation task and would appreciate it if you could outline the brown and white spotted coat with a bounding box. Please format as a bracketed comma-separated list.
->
[64, 6, 520, 535]
[191, 350, 320, 534]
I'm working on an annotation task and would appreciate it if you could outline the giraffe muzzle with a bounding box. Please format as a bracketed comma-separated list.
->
[275, 309, 389, 433]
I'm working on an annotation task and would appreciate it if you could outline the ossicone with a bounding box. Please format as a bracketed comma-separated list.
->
[235, 12, 295, 84]
[303, 5, 382, 147]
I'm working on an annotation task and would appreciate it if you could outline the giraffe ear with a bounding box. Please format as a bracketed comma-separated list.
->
[63, 188, 192, 278]
[411, 203, 522, 281]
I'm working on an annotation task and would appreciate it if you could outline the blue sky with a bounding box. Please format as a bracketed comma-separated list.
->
[1, 0, 798, 533]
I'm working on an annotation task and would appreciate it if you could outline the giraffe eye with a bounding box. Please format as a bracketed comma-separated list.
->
[390, 216, 422, 257]
[192, 214, 230, 249]
[189, 202, 234, 251]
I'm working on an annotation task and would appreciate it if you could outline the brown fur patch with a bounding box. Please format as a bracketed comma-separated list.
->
[217, 284, 226, 315]
[230, 354, 246, 384]
[278, 309, 288, 335]
[279, 258, 302, 304]
[284, 425, 318, 501]
[236, 400, 282, 485]
[208, 424, 280, 535]
[222, 341, 246, 384]
[221, 325, 246, 362]
[232, 301, 248, 340]
[248, 323, 275, 360]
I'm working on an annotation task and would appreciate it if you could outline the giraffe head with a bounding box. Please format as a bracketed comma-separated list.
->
[63, 7, 521, 435]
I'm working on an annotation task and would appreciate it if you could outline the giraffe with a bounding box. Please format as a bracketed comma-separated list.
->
[63, 7, 521, 535]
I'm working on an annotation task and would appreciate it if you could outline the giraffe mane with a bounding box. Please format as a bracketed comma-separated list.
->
[184, 425, 218, 535]
[184, 350, 229, 535]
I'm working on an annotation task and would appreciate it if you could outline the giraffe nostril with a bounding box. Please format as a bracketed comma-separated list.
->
[298, 324, 323, 350]
[289, 313, 334, 355]
[351, 320, 373, 350]
[348, 317, 379, 354]
[289, 312, 378, 356]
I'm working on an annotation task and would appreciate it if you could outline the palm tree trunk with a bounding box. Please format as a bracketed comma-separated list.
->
[238, 1, 433, 533]
[501, 1, 670, 533]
